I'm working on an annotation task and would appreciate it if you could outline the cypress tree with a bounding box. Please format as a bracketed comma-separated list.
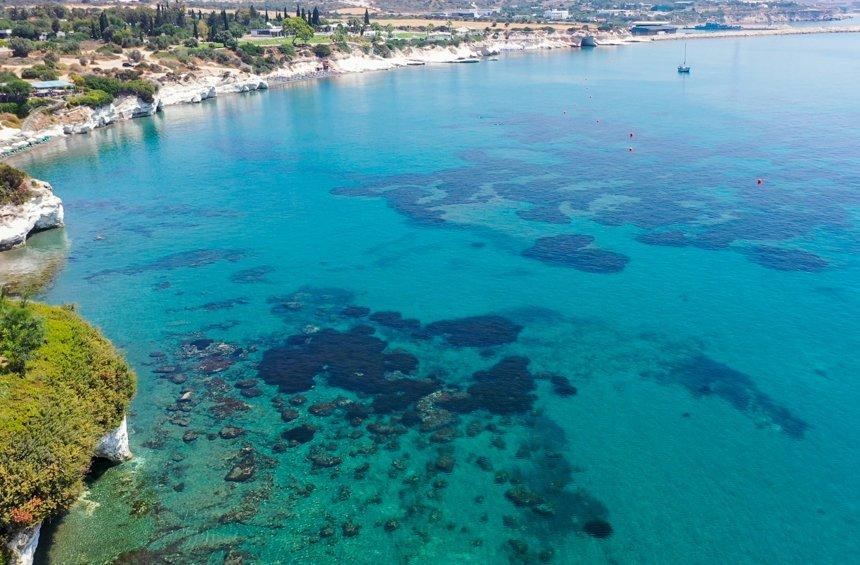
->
[312, 7, 320, 26]
[300, 8, 306, 21]
[221, 9, 228, 29]
[193, 19, 198, 38]
[90, 18, 99, 39]
[364, 8, 370, 25]
[295, 5, 300, 18]
[207, 11, 219, 37]
[99, 11, 109, 34]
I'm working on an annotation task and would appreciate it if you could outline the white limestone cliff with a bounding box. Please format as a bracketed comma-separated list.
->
[5, 524, 40, 565]
[61, 95, 159, 135]
[0, 180, 64, 252]
[93, 415, 133, 462]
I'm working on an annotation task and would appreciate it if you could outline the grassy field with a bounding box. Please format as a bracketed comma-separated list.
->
[244, 34, 336, 46]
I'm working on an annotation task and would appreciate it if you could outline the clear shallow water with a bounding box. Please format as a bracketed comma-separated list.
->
[6, 34, 860, 564]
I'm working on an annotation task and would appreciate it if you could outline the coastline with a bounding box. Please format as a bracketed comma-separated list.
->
[1, 25, 858, 161]
[1, 27, 856, 565]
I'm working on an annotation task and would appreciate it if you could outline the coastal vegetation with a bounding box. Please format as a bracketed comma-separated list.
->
[0, 299, 135, 553]
[0, 2, 498, 113]
[0, 164, 30, 206]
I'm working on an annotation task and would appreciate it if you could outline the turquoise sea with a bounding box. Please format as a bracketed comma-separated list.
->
[5, 33, 860, 564]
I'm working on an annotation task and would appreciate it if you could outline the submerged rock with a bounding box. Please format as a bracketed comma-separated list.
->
[550, 374, 577, 397]
[438, 356, 537, 415]
[523, 234, 629, 273]
[224, 465, 255, 482]
[341, 520, 361, 537]
[383, 519, 399, 532]
[282, 424, 316, 445]
[434, 455, 455, 473]
[219, 426, 246, 440]
[308, 446, 342, 468]
[505, 485, 543, 508]
[582, 518, 613, 539]
[425, 314, 522, 347]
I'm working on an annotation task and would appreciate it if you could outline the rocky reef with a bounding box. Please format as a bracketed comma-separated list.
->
[0, 179, 64, 252]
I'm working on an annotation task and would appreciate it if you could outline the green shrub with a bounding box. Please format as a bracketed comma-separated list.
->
[8, 38, 33, 58]
[0, 164, 27, 206]
[312, 44, 332, 58]
[120, 79, 157, 103]
[95, 43, 122, 55]
[0, 299, 44, 374]
[0, 78, 31, 106]
[67, 89, 113, 109]
[0, 302, 136, 533]
[237, 42, 263, 57]
[23, 98, 53, 113]
[81, 75, 122, 95]
[20, 65, 59, 81]
[78, 75, 158, 103]
[277, 44, 296, 59]
[373, 43, 392, 58]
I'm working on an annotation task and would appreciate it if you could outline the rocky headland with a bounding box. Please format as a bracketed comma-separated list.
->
[0, 302, 136, 565]
[0, 178, 63, 253]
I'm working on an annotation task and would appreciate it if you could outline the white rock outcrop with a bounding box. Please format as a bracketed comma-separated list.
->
[61, 95, 160, 135]
[94, 415, 132, 462]
[3, 416, 131, 564]
[158, 72, 267, 107]
[0, 180, 64, 251]
[5, 523, 40, 565]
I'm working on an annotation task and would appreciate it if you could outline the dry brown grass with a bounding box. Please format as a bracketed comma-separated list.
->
[0, 113, 21, 129]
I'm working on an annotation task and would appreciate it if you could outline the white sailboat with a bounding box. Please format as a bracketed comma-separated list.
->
[678, 42, 691, 73]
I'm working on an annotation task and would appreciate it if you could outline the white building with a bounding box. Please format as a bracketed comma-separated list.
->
[543, 10, 570, 21]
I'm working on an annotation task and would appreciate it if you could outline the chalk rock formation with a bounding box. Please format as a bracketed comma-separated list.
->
[94, 415, 133, 462]
[0, 180, 64, 251]
[5, 524, 40, 565]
